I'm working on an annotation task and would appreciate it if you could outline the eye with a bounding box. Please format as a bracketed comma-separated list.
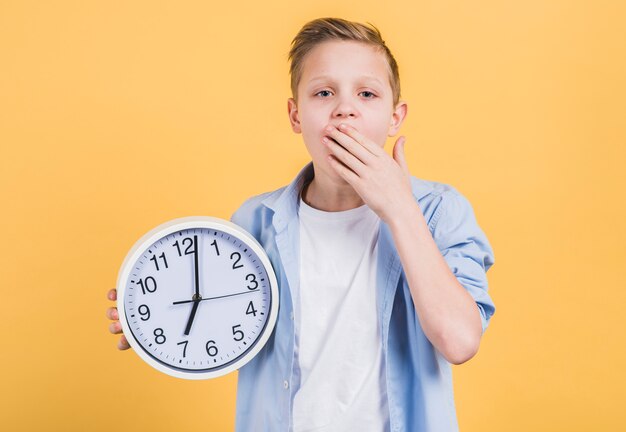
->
[315, 90, 333, 97]
[359, 91, 376, 99]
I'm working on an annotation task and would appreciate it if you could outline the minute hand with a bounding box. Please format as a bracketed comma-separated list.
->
[183, 235, 201, 336]
[193, 234, 200, 298]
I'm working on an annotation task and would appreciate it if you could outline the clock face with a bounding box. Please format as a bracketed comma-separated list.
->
[117, 217, 278, 380]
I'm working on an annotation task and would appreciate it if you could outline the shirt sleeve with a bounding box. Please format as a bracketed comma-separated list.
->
[431, 190, 496, 334]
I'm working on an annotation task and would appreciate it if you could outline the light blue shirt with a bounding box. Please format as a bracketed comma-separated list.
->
[230, 162, 495, 432]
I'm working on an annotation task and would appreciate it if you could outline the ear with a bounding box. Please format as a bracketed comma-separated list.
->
[388, 100, 408, 136]
[287, 98, 302, 133]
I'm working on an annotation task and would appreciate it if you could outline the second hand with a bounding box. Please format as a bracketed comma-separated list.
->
[173, 289, 259, 305]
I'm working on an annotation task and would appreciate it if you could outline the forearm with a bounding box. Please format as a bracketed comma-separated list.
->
[387, 200, 483, 365]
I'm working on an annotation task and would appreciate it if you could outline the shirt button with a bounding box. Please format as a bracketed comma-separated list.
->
[290, 312, 294, 320]
[283, 380, 289, 389]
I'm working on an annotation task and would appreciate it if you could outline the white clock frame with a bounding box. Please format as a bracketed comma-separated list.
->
[116, 216, 279, 380]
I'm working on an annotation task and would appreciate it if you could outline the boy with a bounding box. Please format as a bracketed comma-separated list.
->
[107, 17, 495, 431]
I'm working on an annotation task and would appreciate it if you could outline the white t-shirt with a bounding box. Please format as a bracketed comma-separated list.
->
[292, 194, 390, 432]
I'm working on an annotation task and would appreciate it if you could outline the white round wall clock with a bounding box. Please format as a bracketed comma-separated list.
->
[116, 216, 279, 380]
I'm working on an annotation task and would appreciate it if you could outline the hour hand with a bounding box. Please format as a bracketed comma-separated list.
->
[184, 300, 200, 335]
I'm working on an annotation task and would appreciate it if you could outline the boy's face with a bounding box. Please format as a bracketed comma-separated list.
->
[288, 40, 407, 185]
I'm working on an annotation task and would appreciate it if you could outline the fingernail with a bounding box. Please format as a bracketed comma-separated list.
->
[325, 125, 334, 132]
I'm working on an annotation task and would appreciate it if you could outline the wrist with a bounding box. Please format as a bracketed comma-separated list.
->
[386, 198, 427, 233]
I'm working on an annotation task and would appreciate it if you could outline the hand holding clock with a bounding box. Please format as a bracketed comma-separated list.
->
[106, 288, 130, 350]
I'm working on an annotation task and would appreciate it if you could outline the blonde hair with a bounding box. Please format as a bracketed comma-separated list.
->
[288, 17, 401, 107]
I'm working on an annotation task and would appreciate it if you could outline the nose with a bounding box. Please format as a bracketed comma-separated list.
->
[331, 96, 358, 119]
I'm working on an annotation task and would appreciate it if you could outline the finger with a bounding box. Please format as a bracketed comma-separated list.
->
[328, 154, 360, 185]
[106, 307, 119, 321]
[118, 335, 130, 350]
[337, 123, 384, 157]
[325, 125, 377, 163]
[107, 288, 117, 301]
[324, 137, 366, 176]
[393, 136, 409, 175]
[109, 321, 123, 335]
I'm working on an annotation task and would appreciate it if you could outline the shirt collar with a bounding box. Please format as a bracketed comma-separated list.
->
[261, 162, 314, 233]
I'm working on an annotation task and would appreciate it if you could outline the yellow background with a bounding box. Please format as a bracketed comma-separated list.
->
[1, 1, 624, 430]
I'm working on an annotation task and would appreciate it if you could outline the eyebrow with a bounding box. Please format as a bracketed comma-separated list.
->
[307, 75, 384, 87]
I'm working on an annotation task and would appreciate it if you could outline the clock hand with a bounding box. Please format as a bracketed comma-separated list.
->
[183, 234, 202, 336]
[173, 289, 260, 305]
[193, 234, 200, 298]
[183, 299, 200, 335]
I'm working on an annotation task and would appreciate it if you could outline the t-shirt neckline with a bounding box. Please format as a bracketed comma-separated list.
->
[298, 194, 375, 221]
